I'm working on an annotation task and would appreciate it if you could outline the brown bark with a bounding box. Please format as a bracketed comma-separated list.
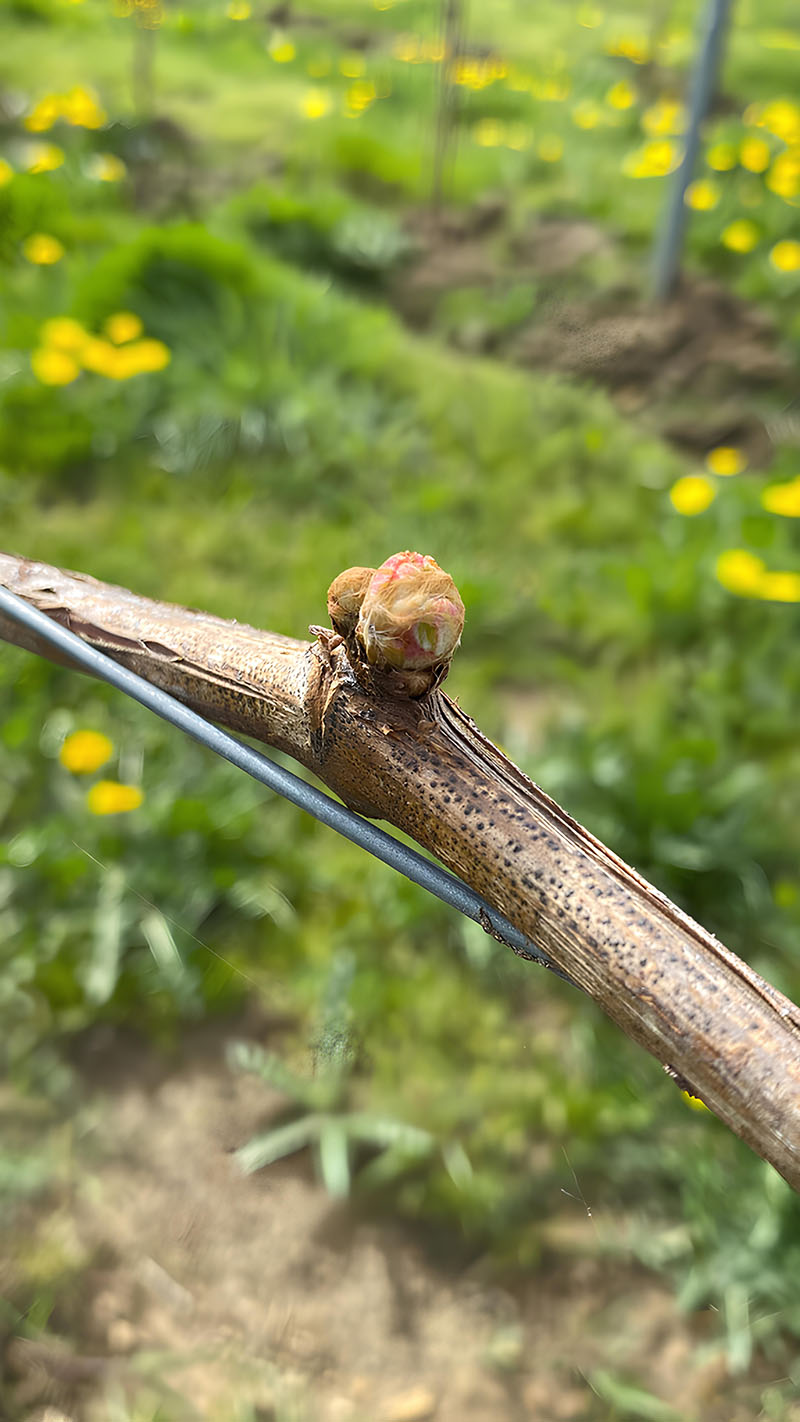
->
[2, 551, 800, 1192]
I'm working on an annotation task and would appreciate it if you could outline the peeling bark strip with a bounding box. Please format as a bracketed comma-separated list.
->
[2, 550, 800, 1193]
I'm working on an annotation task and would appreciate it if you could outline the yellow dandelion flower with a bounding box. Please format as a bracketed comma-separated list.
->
[739, 136, 771, 172]
[25, 95, 62, 133]
[641, 99, 685, 136]
[770, 239, 800, 272]
[26, 143, 65, 174]
[605, 35, 649, 64]
[765, 151, 800, 200]
[22, 232, 64, 264]
[756, 571, 800, 603]
[758, 99, 800, 145]
[345, 80, 376, 115]
[62, 85, 106, 129]
[537, 134, 563, 162]
[111, 338, 171, 375]
[40, 317, 89, 352]
[473, 118, 505, 148]
[706, 141, 737, 171]
[87, 780, 143, 815]
[622, 139, 681, 178]
[120, 350, 152, 379]
[715, 549, 765, 596]
[80, 337, 121, 375]
[60, 729, 113, 773]
[339, 52, 365, 78]
[669, 475, 716, 515]
[227, 0, 251, 17]
[681, 1091, 709, 1111]
[104, 311, 143, 343]
[301, 87, 333, 120]
[706, 445, 746, 476]
[100, 348, 137, 379]
[720, 220, 760, 253]
[86, 153, 127, 182]
[0, 158, 13, 186]
[606, 80, 636, 110]
[31, 347, 80, 385]
[684, 178, 720, 211]
[762, 477, 800, 516]
[453, 59, 480, 88]
[137, 340, 171, 373]
[269, 37, 296, 63]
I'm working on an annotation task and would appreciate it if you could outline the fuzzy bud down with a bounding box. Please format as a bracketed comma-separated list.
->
[326, 551, 465, 698]
[357, 549, 464, 686]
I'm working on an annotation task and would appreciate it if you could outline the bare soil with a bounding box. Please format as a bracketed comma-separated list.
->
[2, 1021, 793, 1422]
[394, 204, 797, 471]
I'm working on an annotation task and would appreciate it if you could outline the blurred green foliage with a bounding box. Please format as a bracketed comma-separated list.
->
[2, 0, 800, 1400]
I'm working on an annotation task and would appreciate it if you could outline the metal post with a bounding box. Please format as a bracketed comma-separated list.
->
[652, 0, 734, 302]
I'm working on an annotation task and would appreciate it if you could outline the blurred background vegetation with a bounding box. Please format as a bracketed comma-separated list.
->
[2, 0, 800, 1417]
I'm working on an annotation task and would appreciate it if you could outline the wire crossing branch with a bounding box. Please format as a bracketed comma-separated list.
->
[2, 550, 800, 1194]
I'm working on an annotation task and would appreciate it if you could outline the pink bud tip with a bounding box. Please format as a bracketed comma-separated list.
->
[356, 551, 465, 674]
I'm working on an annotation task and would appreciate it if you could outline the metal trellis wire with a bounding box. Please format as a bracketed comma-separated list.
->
[0, 583, 570, 983]
[652, 0, 734, 301]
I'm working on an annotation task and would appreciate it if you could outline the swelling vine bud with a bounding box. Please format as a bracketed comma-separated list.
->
[325, 551, 465, 699]
[358, 551, 464, 673]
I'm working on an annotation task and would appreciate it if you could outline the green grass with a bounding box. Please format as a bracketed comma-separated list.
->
[2, 0, 800, 1397]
